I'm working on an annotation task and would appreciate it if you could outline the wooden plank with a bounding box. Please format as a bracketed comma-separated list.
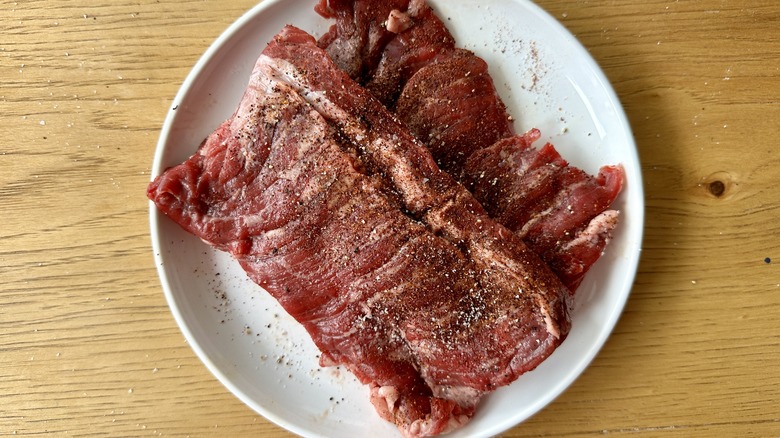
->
[1, 0, 778, 436]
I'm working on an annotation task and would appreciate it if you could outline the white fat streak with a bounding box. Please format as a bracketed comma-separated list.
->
[562, 209, 619, 251]
[229, 69, 335, 229]
[431, 199, 559, 340]
[516, 174, 595, 238]
[256, 54, 352, 125]
[429, 384, 482, 409]
[533, 293, 560, 339]
[335, 229, 418, 342]
[516, 204, 555, 239]
[407, 0, 426, 17]
[257, 54, 431, 213]
[423, 196, 468, 241]
[231, 67, 283, 151]
[377, 385, 400, 414]
[470, 241, 561, 340]
[408, 412, 470, 438]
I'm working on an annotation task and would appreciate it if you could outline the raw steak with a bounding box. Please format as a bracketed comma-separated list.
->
[149, 25, 571, 437]
[316, 0, 625, 291]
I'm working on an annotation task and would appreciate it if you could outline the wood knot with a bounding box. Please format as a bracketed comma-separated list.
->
[700, 171, 736, 199]
[708, 180, 725, 197]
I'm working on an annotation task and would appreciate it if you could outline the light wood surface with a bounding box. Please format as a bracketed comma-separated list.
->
[2, 0, 779, 436]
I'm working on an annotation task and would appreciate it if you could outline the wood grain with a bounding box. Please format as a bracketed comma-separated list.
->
[1, 0, 778, 437]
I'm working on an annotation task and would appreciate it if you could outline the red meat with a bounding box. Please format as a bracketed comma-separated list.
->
[149, 26, 570, 437]
[316, 0, 625, 291]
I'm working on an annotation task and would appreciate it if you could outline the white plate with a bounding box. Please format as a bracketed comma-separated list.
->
[149, 0, 644, 437]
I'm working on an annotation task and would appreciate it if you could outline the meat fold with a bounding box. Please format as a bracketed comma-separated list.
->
[149, 25, 571, 438]
[316, 0, 625, 291]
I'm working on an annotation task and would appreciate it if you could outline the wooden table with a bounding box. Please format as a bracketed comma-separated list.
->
[2, 0, 778, 436]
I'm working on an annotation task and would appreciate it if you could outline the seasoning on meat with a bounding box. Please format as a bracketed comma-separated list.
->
[316, 0, 625, 291]
[149, 25, 571, 438]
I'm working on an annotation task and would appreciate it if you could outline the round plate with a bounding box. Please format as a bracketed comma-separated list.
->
[149, 0, 644, 437]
